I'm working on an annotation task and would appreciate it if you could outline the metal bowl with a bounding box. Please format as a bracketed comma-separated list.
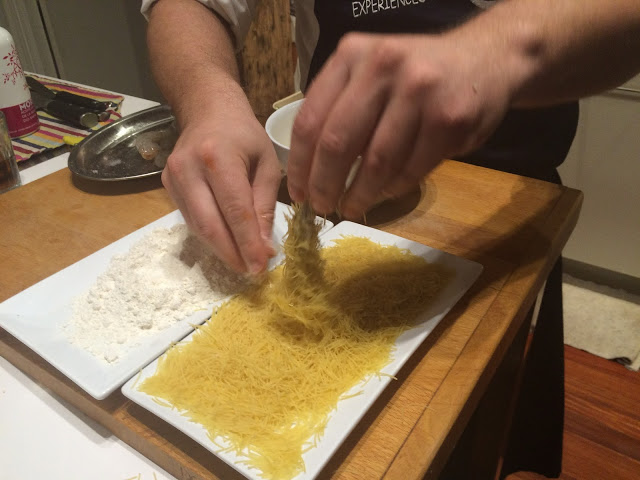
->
[68, 105, 176, 181]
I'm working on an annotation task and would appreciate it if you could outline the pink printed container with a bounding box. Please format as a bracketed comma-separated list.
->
[0, 27, 39, 138]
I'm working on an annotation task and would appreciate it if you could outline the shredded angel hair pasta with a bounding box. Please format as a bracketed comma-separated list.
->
[139, 203, 452, 479]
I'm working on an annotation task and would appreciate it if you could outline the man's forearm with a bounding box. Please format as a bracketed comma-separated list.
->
[457, 0, 640, 107]
[147, 0, 245, 125]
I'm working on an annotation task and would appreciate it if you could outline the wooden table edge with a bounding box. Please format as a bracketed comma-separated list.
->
[383, 187, 584, 480]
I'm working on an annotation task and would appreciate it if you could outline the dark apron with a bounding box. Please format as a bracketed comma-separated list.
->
[307, 1, 573, 477]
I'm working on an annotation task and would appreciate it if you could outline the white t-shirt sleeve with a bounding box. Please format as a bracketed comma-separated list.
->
[140, 0, 257, 50]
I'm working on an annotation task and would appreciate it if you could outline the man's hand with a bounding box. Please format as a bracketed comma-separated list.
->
[147, 0, 282, 275]
[286, 31, 515, 219]
[162, 96, 282, 275]
[287, 0, 640, 219]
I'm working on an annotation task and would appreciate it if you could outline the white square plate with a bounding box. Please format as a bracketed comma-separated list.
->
[121, 221, 483, 479]
[0, 202, 332, 400]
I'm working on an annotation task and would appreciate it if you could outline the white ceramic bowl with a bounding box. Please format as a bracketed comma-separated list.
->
[265, 98, 304, 171]
[265, 98, 362, 190]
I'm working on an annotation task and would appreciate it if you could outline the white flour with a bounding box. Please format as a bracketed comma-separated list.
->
[65, 224, 248, 364]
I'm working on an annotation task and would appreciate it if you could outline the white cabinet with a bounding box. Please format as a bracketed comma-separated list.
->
[559, 75, 640, 279]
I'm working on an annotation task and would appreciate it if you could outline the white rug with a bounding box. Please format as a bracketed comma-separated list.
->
[563, 274, 640, 371]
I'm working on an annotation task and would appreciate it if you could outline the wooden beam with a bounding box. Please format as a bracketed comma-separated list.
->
[239, 0, 294, 124]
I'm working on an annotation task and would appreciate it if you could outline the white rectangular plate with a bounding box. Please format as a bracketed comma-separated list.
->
[0, 202, 332, 400]
[121, 221, 483, 480]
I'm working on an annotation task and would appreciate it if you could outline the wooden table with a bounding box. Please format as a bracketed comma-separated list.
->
[0, 161, 582, 480]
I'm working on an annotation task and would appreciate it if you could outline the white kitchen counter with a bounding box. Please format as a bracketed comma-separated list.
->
[1, 86, 175, 480]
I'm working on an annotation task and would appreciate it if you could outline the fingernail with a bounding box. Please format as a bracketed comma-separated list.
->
[381, 189, 396, 199]
[342, 205, 363, 219]
[243, 269, 267, 285]
[311, 199, 332, 216]
[288, 185, 303, 202]
[262, 234, 276, 257]
[248, 258, 266, 276]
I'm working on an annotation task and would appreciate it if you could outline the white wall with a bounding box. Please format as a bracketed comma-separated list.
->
[559, 74, 640, 279]
[0, 0, 57, 76]
[0, 0, 163, 102]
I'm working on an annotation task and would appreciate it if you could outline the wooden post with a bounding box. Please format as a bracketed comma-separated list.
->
[239, 0, 295, 125]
